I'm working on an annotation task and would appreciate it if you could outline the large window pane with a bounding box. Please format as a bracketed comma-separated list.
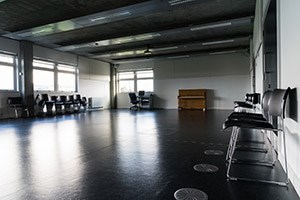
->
[58, 72, 76, 91]
[0, 65, 14, 90]
[119, 72, 134, 79]
[33, 69, 54, 91]
[33, 60, 54, 69]
[119, 80, 134, 93]
[57, 64, 76, 72]
[136, 70, 153, 78]
[0, 55, 14, 64]
[137, 79, 153, 92]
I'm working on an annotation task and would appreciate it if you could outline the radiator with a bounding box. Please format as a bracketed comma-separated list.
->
[88, 97, 103, 109]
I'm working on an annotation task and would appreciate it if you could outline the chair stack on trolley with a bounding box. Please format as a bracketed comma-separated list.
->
[223, 88, 291, 186]
[35, 93, 87, 116]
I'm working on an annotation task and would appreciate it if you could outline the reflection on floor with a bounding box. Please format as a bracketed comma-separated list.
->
[0, 110, 299, 200]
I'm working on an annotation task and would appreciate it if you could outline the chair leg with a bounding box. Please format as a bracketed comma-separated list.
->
[226, 127, 289, 187]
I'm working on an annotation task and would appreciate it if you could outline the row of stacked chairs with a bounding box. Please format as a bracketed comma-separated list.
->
[36, 94, 87, 116]
[223, 88, 291, 186]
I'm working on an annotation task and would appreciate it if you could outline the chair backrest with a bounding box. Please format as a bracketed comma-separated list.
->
[268, 88, 291, 118]
[138, 90, 145, 97]
[262, 90, 272, 112]
[252, 93, 261, 104]
[68, 95, 74, 101]
[41, 94, 49, 101]
[60, 95, 67, 102]
[128, 93, 137, 102]
[8, 97, 23, 106]
[75, 94, 81, 101]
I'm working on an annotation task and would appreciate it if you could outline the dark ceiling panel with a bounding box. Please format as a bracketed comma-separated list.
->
[0, 0, 256, 63]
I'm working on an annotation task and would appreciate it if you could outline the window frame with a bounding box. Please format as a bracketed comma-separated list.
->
[117, 69, 153, 93]
[0, 52, 17, 92]
[33, 58, 78, 92]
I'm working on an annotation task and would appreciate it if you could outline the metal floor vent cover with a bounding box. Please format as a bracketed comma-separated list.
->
[174, 188, 208, 200]
[193, 164, 219, 173]
[204, 150, 224, 155]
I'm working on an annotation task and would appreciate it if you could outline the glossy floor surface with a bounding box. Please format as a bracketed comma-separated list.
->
[0, 110, 299, 200]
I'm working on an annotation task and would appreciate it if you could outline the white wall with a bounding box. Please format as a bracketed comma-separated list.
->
[117, 53, 251, 109]
[78, 56, 111, 109]
[253, 0, 300, 195]
[278, 0, 300, 194]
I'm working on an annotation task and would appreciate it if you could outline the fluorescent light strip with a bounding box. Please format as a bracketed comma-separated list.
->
[209, 50, 236, 55]
[191, 22, 232, 31]
[90, 11, 131, 22]
[151, 46, 178, 51]
[169, 0, 196, 6]
[202, 39, 234, 46]
[168, 55, 190, 59]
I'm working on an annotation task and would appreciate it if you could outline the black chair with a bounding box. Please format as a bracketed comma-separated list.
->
[128, 93, 140, 110]
[60, 95, 72, 114]
[41, 94, 55, 115]
[51, 96, 63, 115]
[234, 93, 261, 111]
[138, 90, 151, 109]
[75, 94, 87, 112]
[223, 88, 290, 186]
[226, 90, 274, 165]
[7, 97, 29, 118]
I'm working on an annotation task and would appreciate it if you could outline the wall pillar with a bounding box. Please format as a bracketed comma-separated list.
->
[19, 41, 34, 117]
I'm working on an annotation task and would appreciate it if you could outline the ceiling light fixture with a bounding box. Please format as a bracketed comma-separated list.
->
[202, 39, 235, 46]
[209, 50, 236, 55]
[168, 55, 190, 59]
[190, 22, 232, 31]
[168, 0, 196, 6]
[151, 46, 178, 51]
[90, 11, 131, 22]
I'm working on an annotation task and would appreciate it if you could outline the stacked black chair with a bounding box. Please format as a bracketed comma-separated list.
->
[7, 97, 29, 118]
[234, 93, 261, 112]
[138, 90, 150, 109]
[51, 96, 63, 115]
[75, 94, 87, 112]
[60, 95, 72, 114]
[223, 88, 291, 186]
[41, 94, 55, 115]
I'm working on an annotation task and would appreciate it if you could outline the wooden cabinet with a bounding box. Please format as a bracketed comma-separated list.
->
[178, 89, 206, 110]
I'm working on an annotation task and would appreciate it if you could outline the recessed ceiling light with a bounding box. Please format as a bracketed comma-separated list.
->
[168, 55, 190, 59]
[209, 50, 236, 55]
[202, 39, 234, 46]
[190, 22, 232, 31]
[151, 46, 178, 51]
[90, 11, 131, 22]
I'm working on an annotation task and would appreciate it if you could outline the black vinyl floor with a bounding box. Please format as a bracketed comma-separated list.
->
[0, 109, 299, 200]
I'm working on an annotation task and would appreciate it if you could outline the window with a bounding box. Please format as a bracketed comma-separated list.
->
[33, 59, 77, 92]
[118, 72, 134, 93]
[0, 53, 16, 90]
[33, 60, 55, 91]
[57, 64, 76, 92]
[117, 70, 153, 93]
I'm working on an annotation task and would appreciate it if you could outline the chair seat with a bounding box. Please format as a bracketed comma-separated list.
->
[223, 119, 274, 130]
[234, 101, 253, 108]
[228, 112, 266, 121]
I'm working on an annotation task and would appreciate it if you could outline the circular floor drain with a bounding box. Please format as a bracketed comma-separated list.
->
[204, 150, 224, 155]
[174, 188, 208, 200]
[193, 164, 219, 173]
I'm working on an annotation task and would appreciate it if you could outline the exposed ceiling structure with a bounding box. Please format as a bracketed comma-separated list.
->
[0, 0, 256, 64]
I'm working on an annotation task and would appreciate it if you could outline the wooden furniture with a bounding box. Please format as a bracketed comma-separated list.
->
[178, 89, 206, 110]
